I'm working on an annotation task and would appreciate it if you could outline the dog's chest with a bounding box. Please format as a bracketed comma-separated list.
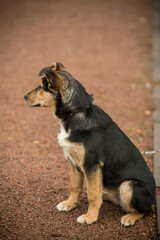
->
[58, 122, 85, 168]
[58, 123, 70, 147]
[58, 123, 76, 167]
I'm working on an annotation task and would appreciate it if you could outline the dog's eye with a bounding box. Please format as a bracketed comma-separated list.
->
[48, 83, 52, 89]
[42, 80, 49, 91]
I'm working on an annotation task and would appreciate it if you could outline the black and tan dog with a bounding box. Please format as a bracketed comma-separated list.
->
[24, 62, 155, 226]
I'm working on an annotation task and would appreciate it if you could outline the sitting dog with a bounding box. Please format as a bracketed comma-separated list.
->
[24, 62, 155, 226]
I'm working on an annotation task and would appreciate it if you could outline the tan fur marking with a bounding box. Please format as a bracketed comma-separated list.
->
[119, 181, 135, 213]
[27, 89, 38, 105]
[48, 72, 64, 94]
[77, 166, 103, 224]
[51, 62, 66, 71]
[103, 181, 136, 213]
[119, 181, 144, 226]
[37, 89, 45, 98]
[49, 103, 56, 116]
[63, 140, 85, 169]
[103, 181, 144, 226]
[103, 187, 119, 205]
[26, 88, 56, 109]
[50, 62, 57, 71]
[121, 213, 144, 227]
[40, 79, 43, 87]
[58, 162, 84, 211]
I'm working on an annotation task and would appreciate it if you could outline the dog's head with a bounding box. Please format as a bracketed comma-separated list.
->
[24, 62, 93, 119]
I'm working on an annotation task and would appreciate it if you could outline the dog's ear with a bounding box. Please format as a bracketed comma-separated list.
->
[51, 62, 66, 71]
[39, 67, 64, 93]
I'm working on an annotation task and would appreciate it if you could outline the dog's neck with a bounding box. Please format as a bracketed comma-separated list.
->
[61, 110, 85, 121]
[50, 107, 57, 118]
[50, 105, 86, 120]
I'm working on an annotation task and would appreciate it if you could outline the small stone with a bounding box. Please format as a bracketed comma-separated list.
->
[32, 140, 40, 144]
[145, 82, 151, 88]
[145, 110, 151, 116]
[136, 129, 142, 133]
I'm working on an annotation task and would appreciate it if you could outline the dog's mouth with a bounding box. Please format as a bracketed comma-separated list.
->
[25, 99, 41, 107]
[24, 95, 41, 107]
[32, 104, 41, 107]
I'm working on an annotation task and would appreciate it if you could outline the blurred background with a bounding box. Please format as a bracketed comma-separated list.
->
[0, 0, 157, 239]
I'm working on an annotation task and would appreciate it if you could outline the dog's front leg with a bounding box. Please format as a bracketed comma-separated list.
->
[56, 161, 84, 211]
[77, 166, 103, 224]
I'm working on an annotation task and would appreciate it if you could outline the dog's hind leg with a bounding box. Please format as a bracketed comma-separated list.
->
[119, 181, 144, 227]
[56, 161, 84, 212]
[77, 165, 103, 224]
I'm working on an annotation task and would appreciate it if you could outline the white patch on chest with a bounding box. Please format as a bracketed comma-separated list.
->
[58, 121, 70, 146]
[58, 121, 76, 167]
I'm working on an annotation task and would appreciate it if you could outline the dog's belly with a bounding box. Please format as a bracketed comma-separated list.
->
[103, 187, 119, 205]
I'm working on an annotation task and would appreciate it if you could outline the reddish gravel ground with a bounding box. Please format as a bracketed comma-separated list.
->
[0, 0, 158, 239]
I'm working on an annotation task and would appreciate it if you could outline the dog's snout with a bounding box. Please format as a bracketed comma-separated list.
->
[24, 94, 28, 100]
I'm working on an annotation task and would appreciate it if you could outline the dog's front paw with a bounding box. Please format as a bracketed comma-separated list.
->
[77, 214, 97, 224]
[56, 202, 67, 211]
[56, 200, 77, 212]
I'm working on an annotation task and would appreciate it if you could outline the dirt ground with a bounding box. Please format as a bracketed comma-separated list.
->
[0, 0, 158, 239]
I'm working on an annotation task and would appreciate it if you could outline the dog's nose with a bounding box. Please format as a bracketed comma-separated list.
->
[24, 94, 28, 100]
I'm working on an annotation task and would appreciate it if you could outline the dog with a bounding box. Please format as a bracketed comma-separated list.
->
[24, 62, 156, 227]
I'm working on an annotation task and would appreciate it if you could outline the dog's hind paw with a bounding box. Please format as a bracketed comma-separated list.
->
[121, 213, 144, 227]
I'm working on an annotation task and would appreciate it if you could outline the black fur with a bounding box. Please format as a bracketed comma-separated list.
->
[24, 64, 156, 216]
[54, 71, 156, 214]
